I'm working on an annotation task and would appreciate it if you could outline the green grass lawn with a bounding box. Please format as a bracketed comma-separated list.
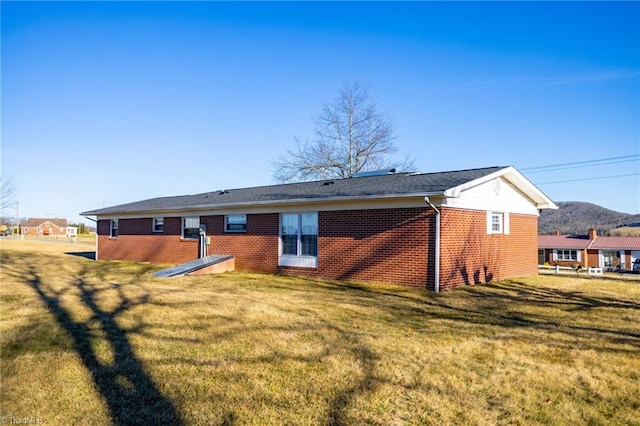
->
[1, 240, 639, 425]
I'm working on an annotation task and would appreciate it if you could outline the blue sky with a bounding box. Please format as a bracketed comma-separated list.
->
[2, 1, 639, 225]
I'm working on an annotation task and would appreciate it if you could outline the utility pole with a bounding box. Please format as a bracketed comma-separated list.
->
[15, 201, 19, 238]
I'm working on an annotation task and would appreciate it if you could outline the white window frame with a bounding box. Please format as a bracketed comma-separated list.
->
[279, 212, 318, 268]
[110, 219, 119, 238]
[182, 216, 200, 239]
[553, 249, 581, 262]
[152, 217, 164, 233]
[486, 211, 509, 235]
[225, 214, 247, 233]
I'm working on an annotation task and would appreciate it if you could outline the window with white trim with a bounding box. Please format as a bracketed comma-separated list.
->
[279, 212, 318, 267]
[554, 249, 580, 262]
[153, 217, 164, 233]
[182, 216, 200, 239]
[225, 214, 247, 232]
[487, 211, 509, 235]
[491, 213, 502, 233]
[110, 219, 119, 238]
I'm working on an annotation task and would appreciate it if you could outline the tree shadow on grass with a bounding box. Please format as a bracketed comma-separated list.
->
[24, 265, 183, 425]
[326, 340, 377, 426]
[278, 274, 640, 353]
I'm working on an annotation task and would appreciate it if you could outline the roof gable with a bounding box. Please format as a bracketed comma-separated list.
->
[445, 166, 557, 210]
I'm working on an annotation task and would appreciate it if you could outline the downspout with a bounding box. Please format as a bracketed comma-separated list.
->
[424, 197, 440, 293]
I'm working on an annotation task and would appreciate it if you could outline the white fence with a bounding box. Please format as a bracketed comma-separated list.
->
[538, 265, 605, 276]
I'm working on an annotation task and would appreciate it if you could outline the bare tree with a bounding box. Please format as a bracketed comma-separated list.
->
[0, 178, 15, 210]
[273, 81, 414, 182]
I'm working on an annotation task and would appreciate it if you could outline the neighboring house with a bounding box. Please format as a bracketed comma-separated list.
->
[81, 166, 557, 291]
[538, 228, 640, 271]
[21, 218, 69, 237]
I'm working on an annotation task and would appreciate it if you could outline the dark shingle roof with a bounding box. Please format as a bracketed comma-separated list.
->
[82, 166, 506, 216]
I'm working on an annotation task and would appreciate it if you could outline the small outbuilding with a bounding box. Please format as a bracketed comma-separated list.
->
[82, 166, 557, 291]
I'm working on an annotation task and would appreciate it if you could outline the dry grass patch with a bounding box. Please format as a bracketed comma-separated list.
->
[1, 239, 639, 425]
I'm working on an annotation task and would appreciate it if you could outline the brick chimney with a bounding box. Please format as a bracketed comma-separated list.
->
[588, 228, 597, 240]
[554, 230, 560, 236]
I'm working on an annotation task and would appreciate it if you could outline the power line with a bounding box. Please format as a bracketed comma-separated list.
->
[523, 158, 638, 174]
[13, 201, 52, 217]
[534, 172, 640, 185]
[521, 154, 640, 173]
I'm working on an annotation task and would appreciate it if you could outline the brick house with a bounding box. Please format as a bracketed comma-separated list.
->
[21, 218, 69, 237]
[538, 228, 640, 271]
[81, 166, 557, 291]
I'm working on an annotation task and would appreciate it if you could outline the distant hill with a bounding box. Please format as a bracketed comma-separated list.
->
[538, 201, 640, 236]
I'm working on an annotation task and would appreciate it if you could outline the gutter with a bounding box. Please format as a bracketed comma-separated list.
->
[81, 192, 447, 218]
[424, 196, 440, 293]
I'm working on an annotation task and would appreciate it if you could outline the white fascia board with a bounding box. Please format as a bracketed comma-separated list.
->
[502, 167, 558, 209]
[444, 166, 558, 210]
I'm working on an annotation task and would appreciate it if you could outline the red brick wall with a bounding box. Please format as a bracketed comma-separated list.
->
[96, 207, 539, 291]
[311, 208, 434, 288]
[202, 214, 280, 273]
[97, 217, 198, 264]
[202, 209, 434, 286]
[439, 208, 538, 290]
[623, 251, 631, 270]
